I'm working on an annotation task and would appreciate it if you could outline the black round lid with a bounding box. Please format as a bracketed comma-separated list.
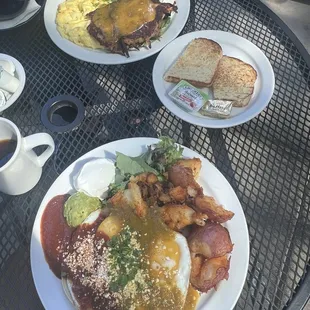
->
[41, 95, 85, 133]
[0, 0, 30, 22]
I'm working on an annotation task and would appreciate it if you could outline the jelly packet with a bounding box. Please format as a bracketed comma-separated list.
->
[168, 80, 209, 112]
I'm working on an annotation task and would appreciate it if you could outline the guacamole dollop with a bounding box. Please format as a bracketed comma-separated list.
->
[64, 192, 101, 227]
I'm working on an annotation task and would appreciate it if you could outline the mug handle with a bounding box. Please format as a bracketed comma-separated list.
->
[22, 133, 55, 167]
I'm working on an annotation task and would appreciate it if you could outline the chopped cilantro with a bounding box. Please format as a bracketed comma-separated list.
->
[107, 226, 143, 292]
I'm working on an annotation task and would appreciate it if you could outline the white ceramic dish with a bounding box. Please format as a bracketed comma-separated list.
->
[153, 30, 275, 128]
[30, 137, 249, 310]
[0, 54, 26, 113]
[44, 0, 190, 65]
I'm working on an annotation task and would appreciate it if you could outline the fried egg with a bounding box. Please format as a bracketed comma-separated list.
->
[148, 232, 191, 309]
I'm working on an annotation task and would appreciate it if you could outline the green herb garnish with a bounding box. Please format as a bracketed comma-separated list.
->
[107, 226, 142, 292]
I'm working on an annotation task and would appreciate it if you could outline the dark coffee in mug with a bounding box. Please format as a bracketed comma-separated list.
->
[0, 0, 29, 21]
[0, 139, 17, 168]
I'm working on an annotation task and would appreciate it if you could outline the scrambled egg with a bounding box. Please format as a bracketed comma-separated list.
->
[56, 0, 113, 49]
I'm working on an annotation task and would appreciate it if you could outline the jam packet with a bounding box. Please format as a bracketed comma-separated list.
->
[168, 80, 209, 112]
[199, 100, 233, 118]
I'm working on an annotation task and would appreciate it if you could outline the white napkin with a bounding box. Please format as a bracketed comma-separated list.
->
[0, 0, 41, 30]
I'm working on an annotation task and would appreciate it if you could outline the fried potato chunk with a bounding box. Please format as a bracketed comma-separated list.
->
[159, 204, 208, 231]
[109, 191, 127, 207]
[158, 193, 172, 204]
[126, 182, 148, 218]
[176, 158, 202, 179]
[168, 164, 202, 197]
[109, 183, 147, 218]
[188, 222, 233, 259]
[194, 195, 234, 223]
[146, 173, 158, 184]
[169, 186, 187, 202]
[190, 253, 204, 279]
[130, 172, 158, 184]
[130, 173, 148, 183]
[97, 215, 123, 239]
[190, 255, 230, 293]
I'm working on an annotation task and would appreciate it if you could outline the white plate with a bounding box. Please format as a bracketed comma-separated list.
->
[44, 0, 190, 65]
[0, 54, 26, 113]
[153, 30, 275, 128]
[30, 137, 249, 310]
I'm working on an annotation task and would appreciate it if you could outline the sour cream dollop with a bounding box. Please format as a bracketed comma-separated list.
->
[73, 158, 115, 200]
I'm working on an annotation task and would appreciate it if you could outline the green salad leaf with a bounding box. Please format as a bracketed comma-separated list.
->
[109, 167, 128, 196]
[108, 152, 159, 196]
[141, 136, 183, 173]
[108, 137, 183, 196]
[115, 152, 159, 176]
[160, 16, 172, 35]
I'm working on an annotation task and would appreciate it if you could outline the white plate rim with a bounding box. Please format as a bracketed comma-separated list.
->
[153, 30, 275, 128]
[43, 0, 190, 65]
[30, 137, 249, 310]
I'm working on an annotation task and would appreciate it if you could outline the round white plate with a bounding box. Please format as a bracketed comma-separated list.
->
[153, 30, 275, 128]
[44, 0, 190, 65]
[30, 137, 249, 310]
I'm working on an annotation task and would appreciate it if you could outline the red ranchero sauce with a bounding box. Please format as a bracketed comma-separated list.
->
[40, 194, 72, 278]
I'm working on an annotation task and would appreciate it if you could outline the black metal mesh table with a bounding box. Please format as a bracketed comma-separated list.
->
[1, 0, 310, 309]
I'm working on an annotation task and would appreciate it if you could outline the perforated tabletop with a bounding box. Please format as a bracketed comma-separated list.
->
[0, 0, 310, 309]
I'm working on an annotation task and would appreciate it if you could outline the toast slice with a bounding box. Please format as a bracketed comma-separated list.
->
[212, 56, 257, 107]
[164, 38, 223, 88]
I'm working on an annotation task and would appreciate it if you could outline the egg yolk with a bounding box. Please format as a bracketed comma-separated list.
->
[149, 237, 180, 280]
[184, 285, 200, 310]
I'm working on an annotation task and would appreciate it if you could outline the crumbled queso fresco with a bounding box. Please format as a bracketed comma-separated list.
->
[63, 225, 170, 309]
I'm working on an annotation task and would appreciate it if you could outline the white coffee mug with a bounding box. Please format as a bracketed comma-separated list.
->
[0, 117, 55, 195]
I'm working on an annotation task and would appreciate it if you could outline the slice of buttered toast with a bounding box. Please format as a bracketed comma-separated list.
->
[212, 56, 257, 107]
[164, 38, 223, 88]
